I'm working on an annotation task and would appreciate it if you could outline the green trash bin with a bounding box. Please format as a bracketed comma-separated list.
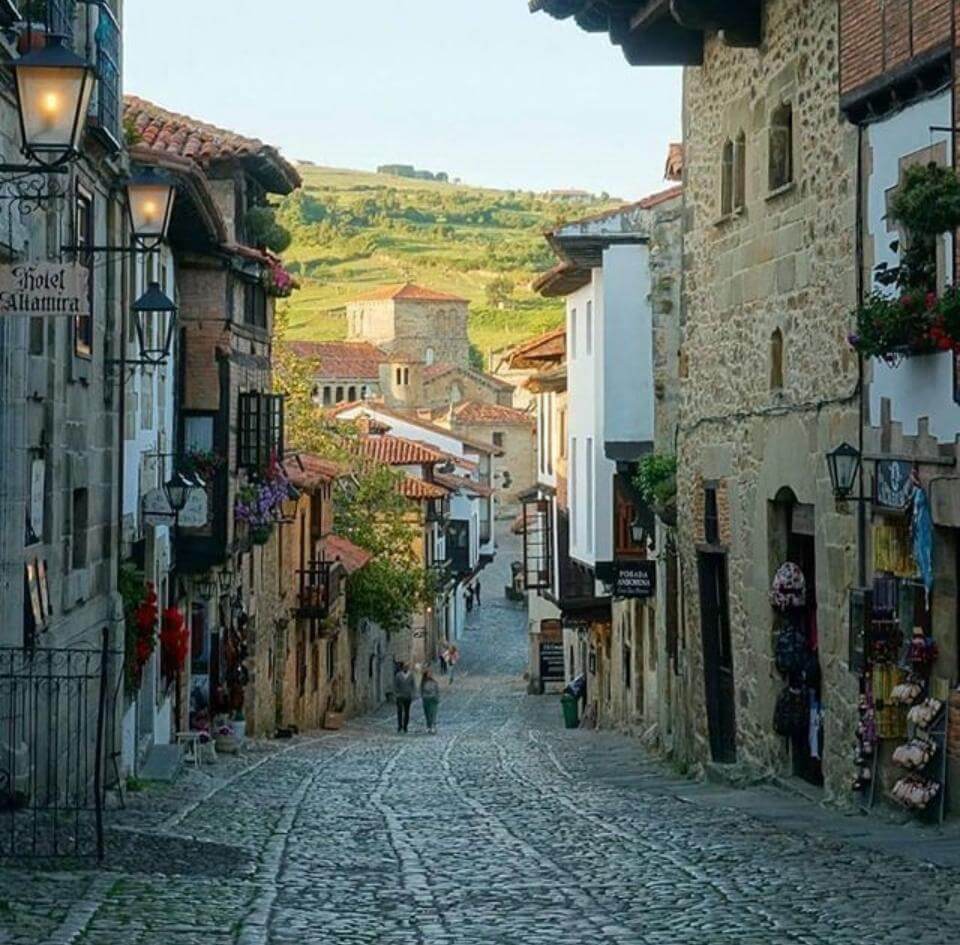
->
[561, 693, 579, 729]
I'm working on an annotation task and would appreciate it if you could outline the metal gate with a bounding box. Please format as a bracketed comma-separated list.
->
[0, 630, 119, 861]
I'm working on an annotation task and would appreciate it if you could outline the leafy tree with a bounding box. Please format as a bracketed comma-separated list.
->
[485, 275, 515, 308]
[273, 309, 434, 633]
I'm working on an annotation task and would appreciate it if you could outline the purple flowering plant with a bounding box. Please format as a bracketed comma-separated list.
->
[235, 468, 294, 527]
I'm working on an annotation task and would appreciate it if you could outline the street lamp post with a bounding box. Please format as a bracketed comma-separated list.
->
[132, 282, 178, 366]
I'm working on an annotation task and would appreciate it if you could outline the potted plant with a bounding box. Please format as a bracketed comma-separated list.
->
[213, 720, 240, 755]
[180, 449, 225, 485]
[250, 525, 272, 545]
[633, 454, 677, 527]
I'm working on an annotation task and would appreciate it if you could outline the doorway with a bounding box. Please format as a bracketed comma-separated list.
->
[698, 552, 736, 763]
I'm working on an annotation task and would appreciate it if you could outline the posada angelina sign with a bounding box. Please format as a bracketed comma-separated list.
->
[0, 263, 90, 317]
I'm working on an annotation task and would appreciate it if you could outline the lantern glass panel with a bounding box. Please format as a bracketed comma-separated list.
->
[16, 55, 94, 162]
[828, 443, 860, 498]
[128, 180, 175, 245]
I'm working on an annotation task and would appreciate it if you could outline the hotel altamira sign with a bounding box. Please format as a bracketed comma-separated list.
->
[0, 263, 90, 317]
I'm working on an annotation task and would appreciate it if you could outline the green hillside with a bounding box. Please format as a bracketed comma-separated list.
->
[275, 165, 618, 360]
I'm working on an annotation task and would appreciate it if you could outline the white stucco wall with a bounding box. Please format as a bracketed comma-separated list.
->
[602, 243, 653, 451]
[567, 277, 615, 568]
[866, 90, 960, 443]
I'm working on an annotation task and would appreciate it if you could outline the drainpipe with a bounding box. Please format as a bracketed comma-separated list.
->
[855, 124, 867, 591]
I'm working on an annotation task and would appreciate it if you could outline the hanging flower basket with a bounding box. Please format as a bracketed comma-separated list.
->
[251, 525, 272, 546]
[849, 287, 960, 363]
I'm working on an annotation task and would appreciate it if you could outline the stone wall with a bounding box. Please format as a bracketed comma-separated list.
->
[676, 0, 861, 798]
[449, 420, 536, 516]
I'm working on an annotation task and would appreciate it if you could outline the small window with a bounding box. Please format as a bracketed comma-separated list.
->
[704, 484, 720, 545]
[585, 301, 593, 356]
[348, 385, 356, 402]
[720, 140, 734, 216]
[323, 387, 332, 406]
[237, 392, 284, 470]
[326, 638, 336, 680]
[395, 367, 403, 386]
[335, 386, 344, 403]
[74, 191, 93, 358]
[425, 347, 435, 366]
[569, 307, 577, 359]
[623, 636, 632, 690]
[71, 488, 88, 570]
[770, 328, 784, 390]
[492, 432, 504, 448]
[403, 368, 410, 385]
[769, 103, 793, 192]
[244, 282, 267, 329]
[734, 131, 746, 211]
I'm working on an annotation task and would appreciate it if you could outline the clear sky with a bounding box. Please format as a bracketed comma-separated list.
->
[125, 0, 681, 201]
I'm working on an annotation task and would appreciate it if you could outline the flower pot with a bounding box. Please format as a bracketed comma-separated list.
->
[251, 525, 271, 546]
[215, 734, 240, 755]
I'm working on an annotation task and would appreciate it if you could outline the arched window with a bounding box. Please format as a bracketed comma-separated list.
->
[720, 139, 734, 216]
[734, 131, 746, 211]
[335, 386, 344, 402]
[395, 367, 403, 386]
[403, 368, 410, 385]
[347, 386, 357, 402]
[323, 386, 332, 406]
[769, 103, 793, 191]
[770, 328, 784, 390]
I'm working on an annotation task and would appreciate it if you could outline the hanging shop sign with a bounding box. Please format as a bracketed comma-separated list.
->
[142, 488, 174, 528]
[614, 560, 656, 599]
[0, 263, 90, 318]
[875, 460, 914, 511]
[178, 488, 209, 529]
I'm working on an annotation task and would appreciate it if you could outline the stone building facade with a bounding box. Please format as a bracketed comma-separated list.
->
[676, 0, 860, 790]
[346, 283, 471, 367]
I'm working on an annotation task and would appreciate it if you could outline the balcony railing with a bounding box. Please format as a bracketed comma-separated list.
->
[295, 560, 333, 621]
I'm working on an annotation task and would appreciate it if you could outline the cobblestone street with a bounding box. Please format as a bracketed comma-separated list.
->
[2, 531, 960, 945]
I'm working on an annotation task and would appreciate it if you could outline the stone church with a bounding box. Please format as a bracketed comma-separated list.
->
[346, 283, 471, 367]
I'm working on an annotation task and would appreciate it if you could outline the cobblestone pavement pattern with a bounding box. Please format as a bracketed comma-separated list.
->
[4, 527, 960, 944]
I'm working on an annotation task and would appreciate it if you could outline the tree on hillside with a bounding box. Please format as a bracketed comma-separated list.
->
[485, 275, 515, 309]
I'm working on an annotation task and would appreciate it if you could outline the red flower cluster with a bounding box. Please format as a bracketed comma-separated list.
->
[928, 318, 960, 353]
[131, 584, 158, 680]
[160, 606, 189, 671]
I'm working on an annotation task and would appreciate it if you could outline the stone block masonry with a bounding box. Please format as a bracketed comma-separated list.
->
[676, 0, 862, 799]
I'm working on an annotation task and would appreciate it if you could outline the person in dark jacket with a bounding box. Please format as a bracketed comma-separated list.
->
[474, 579, 481, 608]
[394, 662, 415, 733]
[421, 667, 440, 734]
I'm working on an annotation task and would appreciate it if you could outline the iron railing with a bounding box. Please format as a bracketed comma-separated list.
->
[295, 560, 333, 621]
[0, 631, 119, 861]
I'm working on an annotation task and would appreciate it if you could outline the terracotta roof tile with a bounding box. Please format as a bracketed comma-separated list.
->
[509, 327, 566, 366]
[423, 362, 514, 390]
[286, 341, 386, 381]
[286, 454, 341, 490]
[322, 534, 372, 574]
[350, 282, 467, 304]
[331, 403, 502, 455]
[434, 473, 494, 497]
[359, 435, 444, 466]
[398, 476, 449, 500]
[123, 96, 301, 194]
[451, 401, 534, 426]
[411, 442, 479, 473]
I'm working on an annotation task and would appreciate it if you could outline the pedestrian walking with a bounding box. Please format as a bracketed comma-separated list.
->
[474, 579, 482, 608]
[421, 666, 440, 734]
[466, 583, 473, 613]
[394, 662, 415, 733]
[447, 644, 460, 685]
[438, 641, 449, 675]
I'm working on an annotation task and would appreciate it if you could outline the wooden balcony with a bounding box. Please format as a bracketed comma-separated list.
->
[295, 561, 333, 621]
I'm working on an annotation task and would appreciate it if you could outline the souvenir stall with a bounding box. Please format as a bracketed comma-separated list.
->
[850, 469, 948, 823]
[771, 562, 824, 785]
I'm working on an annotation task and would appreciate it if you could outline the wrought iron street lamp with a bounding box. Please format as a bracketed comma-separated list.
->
[194, 574, 216, 599]
[827, 442, 861, 501]
[132, 282, 177, 366]
[163, 474, 190, 515]
[5, 37, 95, 172]
[126, 169, 176, 249]
[217, 564, 235, 595]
